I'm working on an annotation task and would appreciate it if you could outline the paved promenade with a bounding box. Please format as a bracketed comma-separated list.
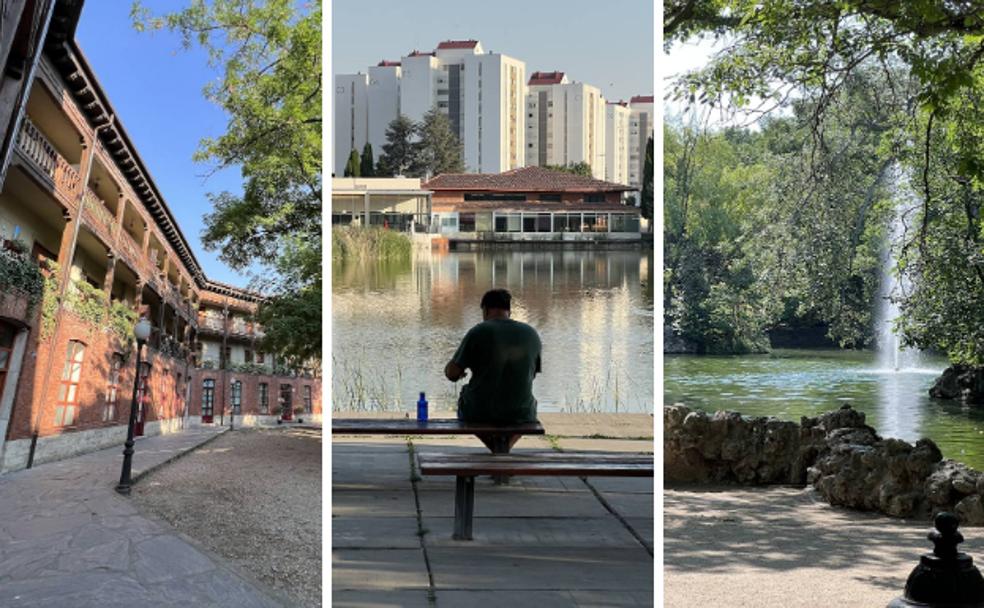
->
[332, 420, 654, 608]
[665, 486, 984, 608]
[0, 427, 286, 607]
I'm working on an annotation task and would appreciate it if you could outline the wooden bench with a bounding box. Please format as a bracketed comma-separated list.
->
[416, 452, 654, 540]
[332, 418, 544, 454]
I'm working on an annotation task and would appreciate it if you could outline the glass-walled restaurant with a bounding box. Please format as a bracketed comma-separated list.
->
[432, 210, 641, 237]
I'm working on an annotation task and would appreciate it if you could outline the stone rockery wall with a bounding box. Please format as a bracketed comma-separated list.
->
[665, 404, 984, 524]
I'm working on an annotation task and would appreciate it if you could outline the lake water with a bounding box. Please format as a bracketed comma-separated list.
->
[664, 350, 984, 469]
[332, 248, 655, 414]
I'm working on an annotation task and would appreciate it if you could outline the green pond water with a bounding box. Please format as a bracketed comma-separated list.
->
[664, 349, 984, 470]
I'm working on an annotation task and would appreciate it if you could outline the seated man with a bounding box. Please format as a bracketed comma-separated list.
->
[445, 288, 542, 425]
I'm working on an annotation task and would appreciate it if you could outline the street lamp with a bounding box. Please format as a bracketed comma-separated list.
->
[115, 317, 153, 495]
[229, 379, 236, 431]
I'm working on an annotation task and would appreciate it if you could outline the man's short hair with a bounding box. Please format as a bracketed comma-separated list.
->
[480, 289, 511, 311]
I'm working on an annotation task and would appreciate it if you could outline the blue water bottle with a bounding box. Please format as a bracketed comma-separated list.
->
[417, 392, 429, 422]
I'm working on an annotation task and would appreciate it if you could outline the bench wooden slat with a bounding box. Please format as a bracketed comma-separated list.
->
[332, 418, 545, 436]
[417, 451, 654, 540]
[417, 452, 654, 478]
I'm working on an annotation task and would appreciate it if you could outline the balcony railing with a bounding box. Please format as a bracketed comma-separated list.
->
[83, 188, 118, 239]
[198, 315, 224, 332]
[16, 117, 81, 196]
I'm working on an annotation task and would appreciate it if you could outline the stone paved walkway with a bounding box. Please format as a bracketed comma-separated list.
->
[0, 427, 286, 607]
[332, 433, 654, 608]
[664, 486, 983, 607]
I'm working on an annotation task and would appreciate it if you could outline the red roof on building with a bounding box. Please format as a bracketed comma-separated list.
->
[630, 95, 654, 104]
[377, 60, 401, 67]
[426, 166, 633, 193]
[436, 40, 479, 49]
[432, 200, 635, 214]
[407, 50, 436, 57]
[528, 71, 565, 85]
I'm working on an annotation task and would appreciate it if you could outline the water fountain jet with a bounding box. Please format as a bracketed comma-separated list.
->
[876, 166, 923, 373]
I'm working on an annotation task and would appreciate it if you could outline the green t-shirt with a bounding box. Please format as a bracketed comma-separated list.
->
[451, 318, 542, 424]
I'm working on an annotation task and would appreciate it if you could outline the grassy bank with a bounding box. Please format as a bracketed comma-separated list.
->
[331, 226, 412, 263]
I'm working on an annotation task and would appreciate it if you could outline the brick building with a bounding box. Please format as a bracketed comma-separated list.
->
[0, 1, 320, 472]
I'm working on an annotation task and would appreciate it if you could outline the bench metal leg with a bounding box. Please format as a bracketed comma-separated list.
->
[453, 475, 475, 541]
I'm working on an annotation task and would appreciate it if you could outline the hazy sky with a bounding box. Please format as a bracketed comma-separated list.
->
[75, 2, 250, 286]
[332, 0, 655, 103]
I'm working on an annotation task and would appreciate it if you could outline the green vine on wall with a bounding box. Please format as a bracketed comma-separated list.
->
[66, 281, 108, 329]
[39, 261, 60, 340]
[0, 240, 45, 310]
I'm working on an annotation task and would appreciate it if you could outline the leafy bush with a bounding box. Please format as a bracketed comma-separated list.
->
[0, 244, 44, 308]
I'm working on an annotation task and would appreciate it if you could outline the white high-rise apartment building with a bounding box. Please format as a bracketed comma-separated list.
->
[366, 61, 402, 166]
[605, 101, 631, 186]
[333, 73, 368, 176]
[335, 40, 526, 175]
[525, 72, 607, 179]
[628, 95, 654, 189]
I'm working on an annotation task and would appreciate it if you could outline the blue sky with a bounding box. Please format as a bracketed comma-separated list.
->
[75, 2, 249, 286]
[332, 0, 654, 104]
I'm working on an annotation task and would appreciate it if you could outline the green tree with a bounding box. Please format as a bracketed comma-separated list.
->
[641, 136, 654, 221]
[665, 0, 984, 369]
[360, 142, 375, 177]
[411, 107, 464, 178]
[344, 148, 361, 177]
[132, 0, 321, 366]
[545, 162, 593, 177]
[376, 115, 416, 177]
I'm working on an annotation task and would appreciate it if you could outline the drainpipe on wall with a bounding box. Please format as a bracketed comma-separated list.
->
[26, 114, 115, 469]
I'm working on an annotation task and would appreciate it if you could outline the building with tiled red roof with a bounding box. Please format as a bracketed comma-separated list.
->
[528, 71, 566, 86]
[424, 167, 640, 241]
[376, 60, 401, 67]
[630, 95, 654, 104]
[436, 40, 479, 50]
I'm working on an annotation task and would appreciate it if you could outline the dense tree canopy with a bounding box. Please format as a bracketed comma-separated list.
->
[133, 0, 321, 366]
[665, 0, 984, 365]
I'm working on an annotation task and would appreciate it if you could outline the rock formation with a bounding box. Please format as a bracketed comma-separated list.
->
[665, 403, 984, 524]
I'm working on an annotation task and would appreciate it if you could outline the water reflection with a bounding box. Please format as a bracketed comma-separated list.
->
[664, 350, 984, 469]
[333, 248, 655, 413]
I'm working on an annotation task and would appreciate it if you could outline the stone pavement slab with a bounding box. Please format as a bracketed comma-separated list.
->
[333, 490, 418, 517]
[555, 438, 654, 453]
[333, 517, 421, 549]
[332, 548, 431, 590]
[332, 434, 654, 606]
[435, 589, 654, 608]
[427, 546, 654, 591]
[0, 427, 284, 607]
[416, 486, 611, 518]
[422, 516, 641, 547]
[331, 589, 433, 607]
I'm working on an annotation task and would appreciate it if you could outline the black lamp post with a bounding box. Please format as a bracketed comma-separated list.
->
[115, 317, 153, 495]
[229, 379, 236, 431]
